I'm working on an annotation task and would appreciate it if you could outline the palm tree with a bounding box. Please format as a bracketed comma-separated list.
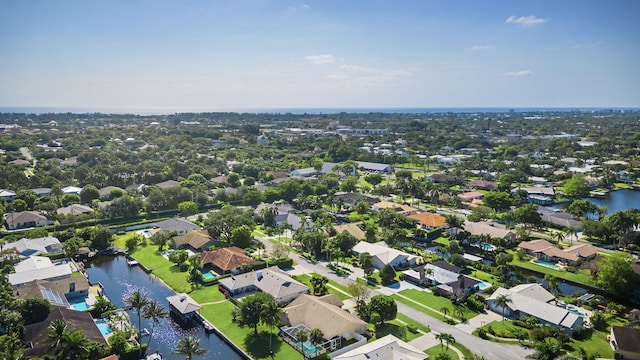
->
[440, 306, 450, 319]
[48, 318, 68, 352]
[58, 329, 90, 360]
[124, 289, 149, 343]
[295, 328, 309, 358]
[143, 300, 168, 354]
[552, 230, 565, 244]
[565, 227, 577, 245]
[435, 333, 455, 353]
[494, 294, 513, 321]
[0, 332, 25, 360]
[188, 254, 202, 282]
[172, 336, 208, 360]
[308, 328, 324, 358]
[261, 299, 282, 357]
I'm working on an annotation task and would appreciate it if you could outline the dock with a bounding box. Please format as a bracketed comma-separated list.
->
[194, 312, 215, 333]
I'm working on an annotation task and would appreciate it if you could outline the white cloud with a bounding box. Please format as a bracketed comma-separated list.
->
[574, 41, 602, 49]
[305, 54, 334, 64]
[339, 64, 367, 71]
[506, 15, 548, 27]
[301, 4, 310, 9]
[504, 70, 534, 77]
[471, 45, 495, 51]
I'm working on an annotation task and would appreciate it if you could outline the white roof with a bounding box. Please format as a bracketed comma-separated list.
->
[9, 257, 72, 286]
[62, 186, 82, 194]
[2, 237, 61, 256]
[352, 241, 417, 265]
[166, 293, 202, 314]
[488, 286, 582, 329]
[332, 334, 426, 360]
[218, 266, 309, 303]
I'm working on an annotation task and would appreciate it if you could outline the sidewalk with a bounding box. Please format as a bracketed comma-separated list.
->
[455, 311, 502, 334]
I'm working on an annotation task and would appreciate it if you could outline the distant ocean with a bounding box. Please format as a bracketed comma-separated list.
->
[0, 106, 638, 115]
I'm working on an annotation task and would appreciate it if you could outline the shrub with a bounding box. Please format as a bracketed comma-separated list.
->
[407, 324, 418, 333]
[276, 257, 293, 268]
[178, 262, 189, 272]
[478, 328, 488, 339]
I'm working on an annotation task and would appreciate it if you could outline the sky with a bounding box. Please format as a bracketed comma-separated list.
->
[1, 0, 639, 112]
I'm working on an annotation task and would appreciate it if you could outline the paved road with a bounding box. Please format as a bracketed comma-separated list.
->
[256, 234, 534, 359]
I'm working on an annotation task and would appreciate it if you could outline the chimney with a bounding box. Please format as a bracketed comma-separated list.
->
[69, 282, 75, 292]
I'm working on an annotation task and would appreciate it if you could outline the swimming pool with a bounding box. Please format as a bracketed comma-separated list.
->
[138, 229, 153, 238]
[69, 298, 91, 311]
[476, 282, 492, 290]
[202, 272, 216, 280]
[95, 319, 113, 336]
[533, 259, 561, 270]
[298, 340, 323, 355]
[471, 242, 497, 251]
[559, 304, 586, 317]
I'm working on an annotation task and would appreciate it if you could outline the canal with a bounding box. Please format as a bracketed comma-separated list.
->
[85, 256, 243, 360]
[553, 189, 640, 215]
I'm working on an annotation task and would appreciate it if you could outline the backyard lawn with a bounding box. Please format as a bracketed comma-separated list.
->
[508, 251, 594, 286]
[200, 301, 301, 359]
[126, 243, 192, 293]
[293, 273, 351, 300]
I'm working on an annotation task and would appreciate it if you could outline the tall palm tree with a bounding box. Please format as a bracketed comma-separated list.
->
[295, 329, 309, 359]
[172, 336, 208, 360]
[565, 227, 577, 245]
[261, 299, 282, 357]
[435, 332, 455, 353]
[308, 328, 324, 358]
[58, 329, 91, 360]
[440, 306, 450, 319]
[188, 254, 202, 282]
[494, 294, 513, 321]
[48, 318, 68, 352]
[0, 332, 26, 360]
[143, 300, 168, 354]
[124, 289, 149, 344]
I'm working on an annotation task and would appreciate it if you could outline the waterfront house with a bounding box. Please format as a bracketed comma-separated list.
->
[518, 240, 597, 266]
[463, 221, 517, 242]
[14, 276, 90, 307]
[540, 211, 583, 231]
[152, 217, 200, 235]
[403, 260, 481, 296]
[166, 293, 202, 323]
[610, 326, 640, 360]
[281, 294, 367, 351]
[218, 266, 309, 305]
[171, 230, 214, 252]
[1, 236, 63, 257]
[9, 256, 73, 287]
[487, 284, 584, 333]
[200, 246, 254, 274]
[24, 307, 106, 358]
[351, 241, 418, 270]
[331, 334, 426, 360]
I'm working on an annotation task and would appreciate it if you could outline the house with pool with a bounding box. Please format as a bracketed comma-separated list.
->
[487, 284, 587, 333]
[403, 260, 484, 297]
[200, 246, 254, 274]
[218, 266, 309, 305]
[518, 240, 597, 266]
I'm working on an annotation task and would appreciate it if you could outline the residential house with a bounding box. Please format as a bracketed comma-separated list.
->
[62, 186, 82, 196]
[408, 212, 447, 231]
[403, 260, 481, 296]
[331, 334, 427, 360]
[487, 284, 584, 333]
[217, 266, 309, 305]
[425, 173, 456, 184]
[469, 180, 498, 190]
[152, 217, 200, 235]
[98, 186, 123, 199]
[9, 159, 30, 166]
[463, 221, 517, 242]
[333, 192, 379, 210]
[56, 203, 93, 217]
[14, 276, 90, 307]
[355, 161, 392, 173]
[200, 246, 254, 274]
[24, 307, 106, 358]
[156, 180, 181, 189]
[4, 210, 54, 230]
[351, 241, 418, 269]
[171, 230, 214, 252]
[540, 211, 583, 231]
[372, 201, 418, 215]
[0, 189, 16, 202]
[9, 256, 73, 287]
[518, 240, 597, 266]
[331, 223, 366, 240]
[166, 293, 202, 323]
[1, 236, 63, 257]
[59, 157, 78, 167]
[457, 191, 485, 202]
[210, 175, 228, 185]
[31, 188, 52, 197]
[610, 326, 640, 360]
[281, 294, 367, 351]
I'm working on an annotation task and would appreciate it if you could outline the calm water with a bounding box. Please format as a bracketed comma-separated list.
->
[554, 189, 640, 215]
[85, 256, 242, 360]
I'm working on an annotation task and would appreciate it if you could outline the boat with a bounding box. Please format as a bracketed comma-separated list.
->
[127, 260, 139, 267]
[141, 328, 150, 336]
[145, 351, 162, 360]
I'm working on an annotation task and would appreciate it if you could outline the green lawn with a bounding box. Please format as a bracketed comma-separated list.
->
[127, 243, 191, 293]
[200, 301, 300, 359]
[424, 345, 459, 360]
[509, 251, 595, 286]
[372, 320, 421, 342]
[292, 274, 351, 300]
[392, 294, 449, 323]
[396, 313, 431, 333]
[398, 289, 480, 320]
[189, 286, 226, 303]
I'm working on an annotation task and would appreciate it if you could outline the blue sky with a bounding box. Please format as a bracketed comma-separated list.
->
[1, 0, 638, 112]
